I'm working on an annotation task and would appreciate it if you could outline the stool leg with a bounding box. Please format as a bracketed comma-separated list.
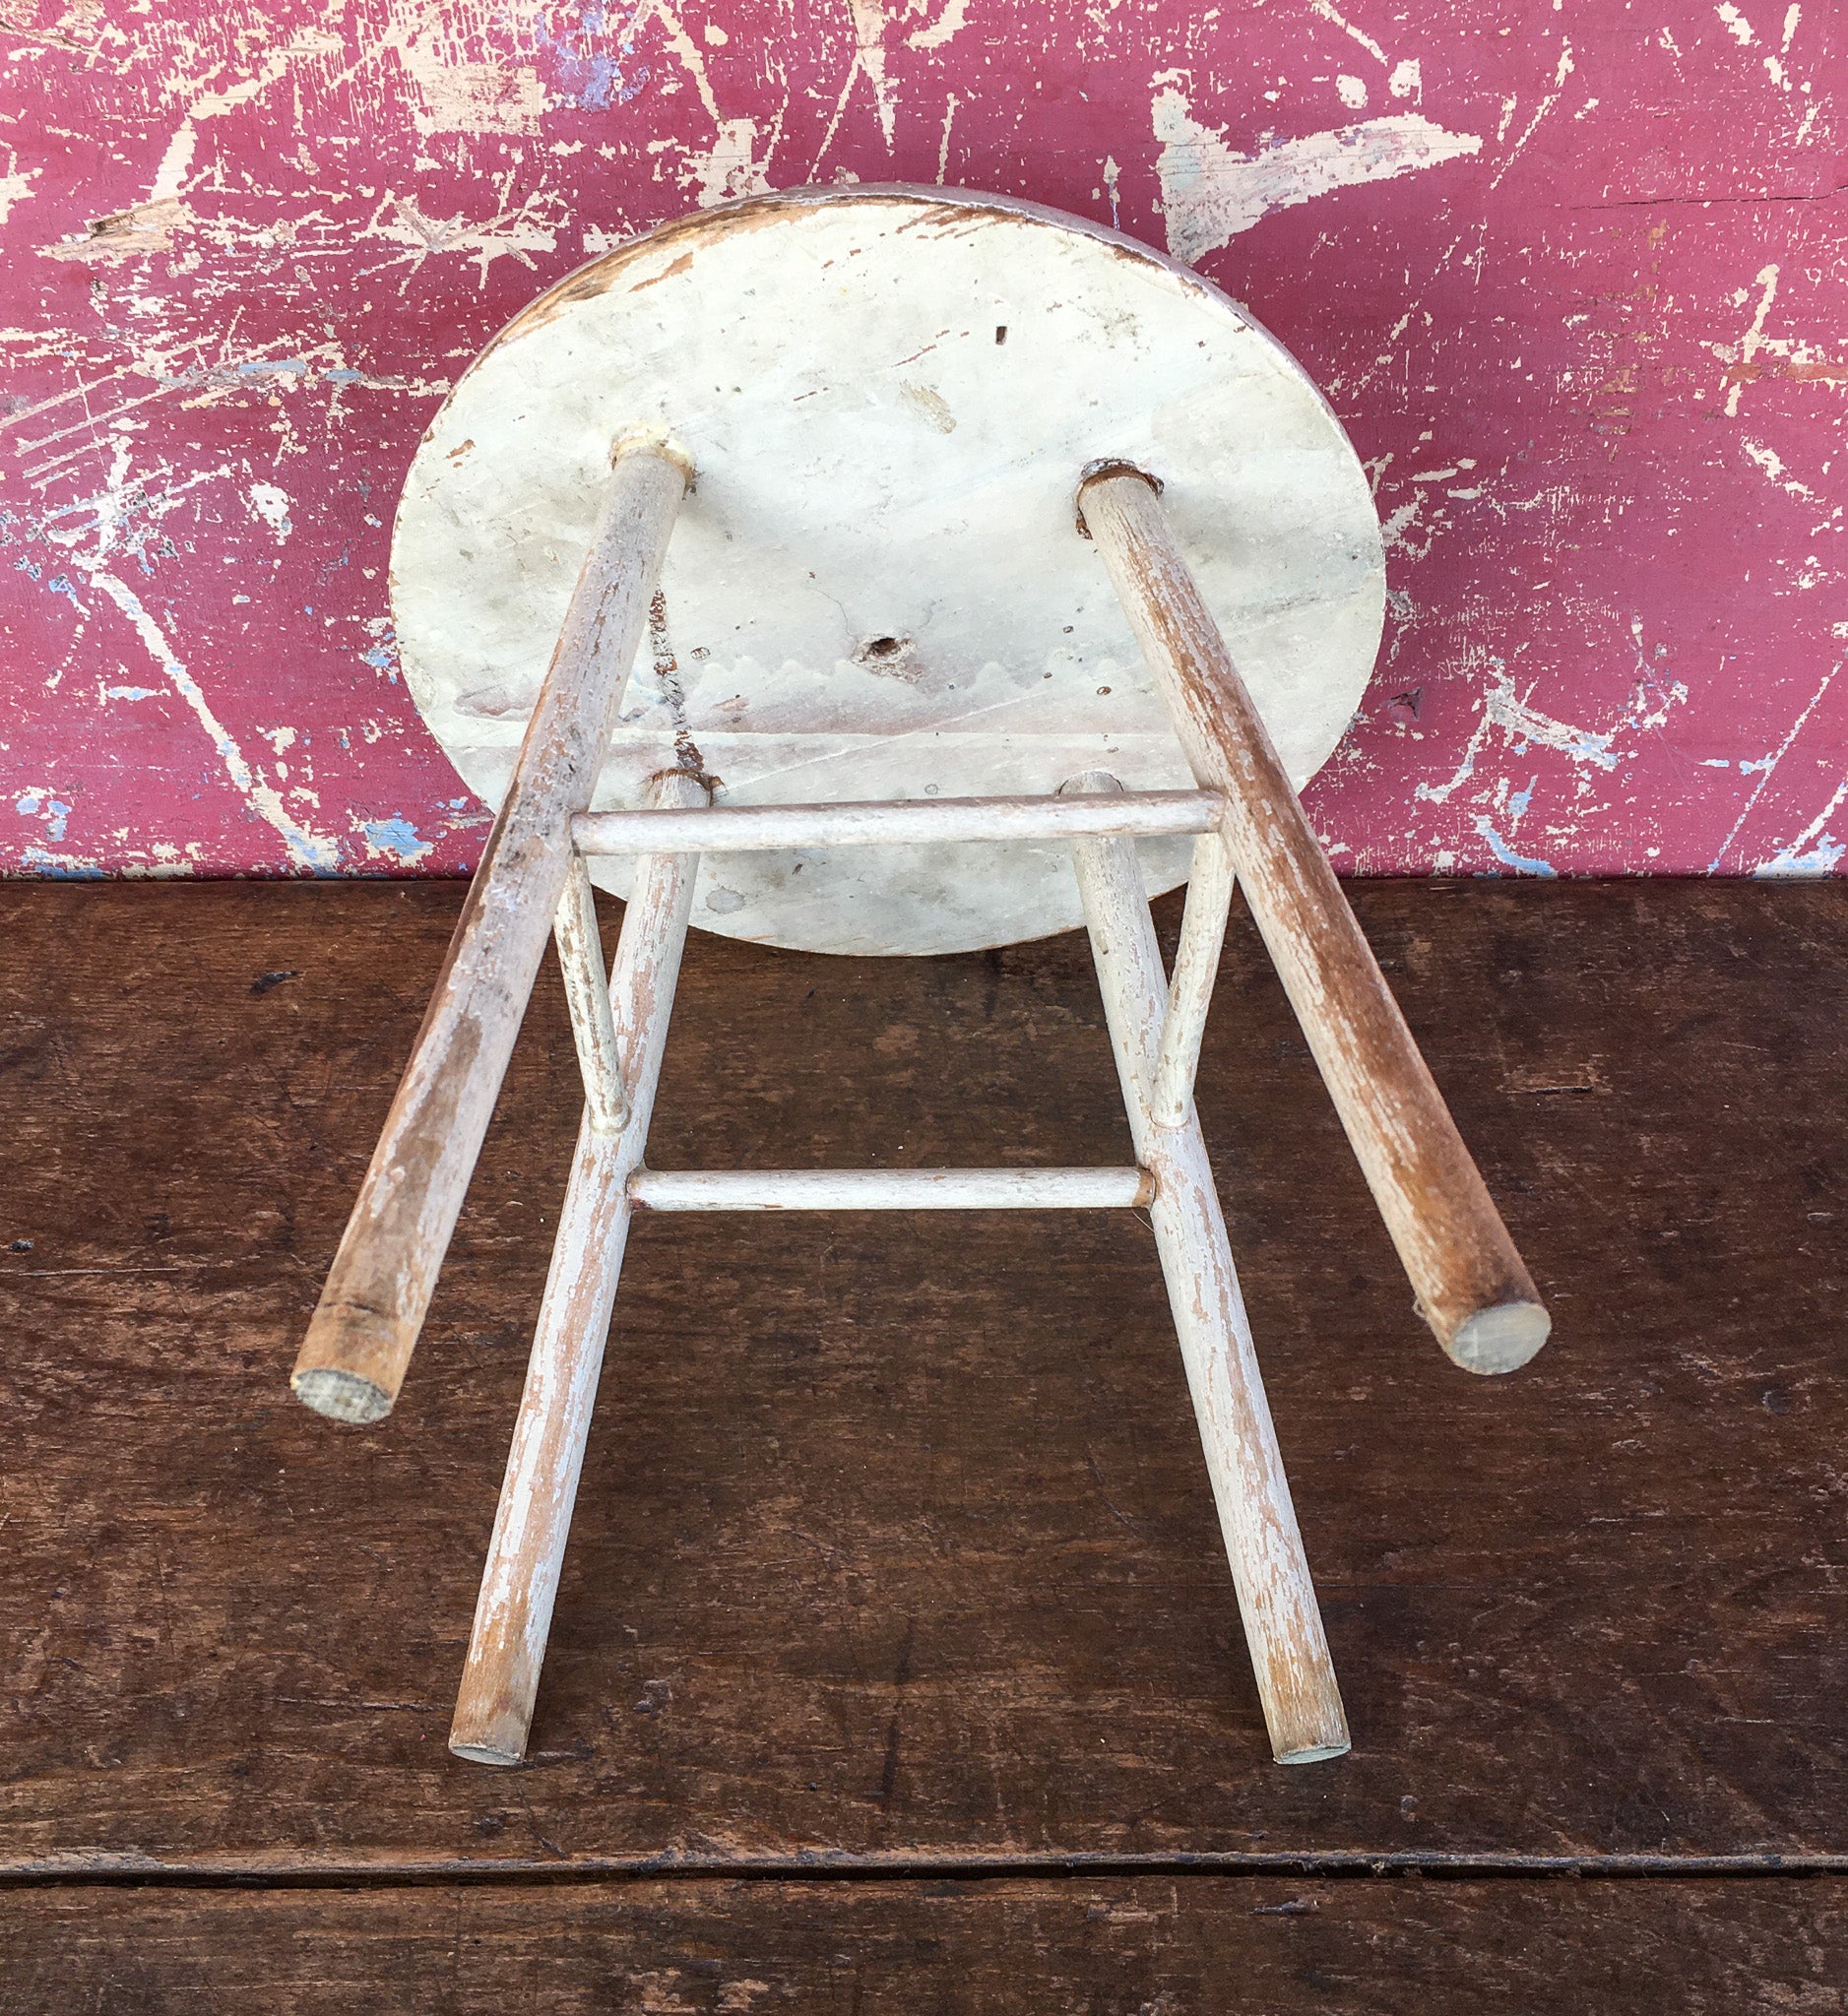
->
[1065, 773, 1348, 1764]
[292, 443, 690, 1426]
[1079, 467, 1547, 1375]
[449, 773, 707, 1766]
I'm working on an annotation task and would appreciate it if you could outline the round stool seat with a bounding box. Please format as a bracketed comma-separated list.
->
[393, 184, 1383, 955]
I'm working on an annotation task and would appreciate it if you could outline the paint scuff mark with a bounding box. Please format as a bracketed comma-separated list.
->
[1474, 815, 1558, 876]
[359, 181, 566, 287]
[1709, 662, 1838, 869]
[1419, 653, 1691, 809]
[40, 199, 190, 265]
[1307, 0, 1388, 66]
[1151, 93, 1481, 262]
[1756, 751, 1848, 876]
[88, 571, 342, 871]
[1490, 42, 1574, 190]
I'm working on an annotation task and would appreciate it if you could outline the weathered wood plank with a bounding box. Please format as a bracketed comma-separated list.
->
[1, 881, 1844, 1870]
[4, 1879, 1844, 2014]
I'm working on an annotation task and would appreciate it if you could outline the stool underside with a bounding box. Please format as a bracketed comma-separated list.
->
[393, 184, 1384, 955]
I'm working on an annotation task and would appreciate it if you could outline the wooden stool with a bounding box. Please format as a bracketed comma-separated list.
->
[291, 186, 1549, 1770]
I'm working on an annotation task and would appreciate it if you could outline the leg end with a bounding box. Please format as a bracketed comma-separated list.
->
[1448, 1297, 1552, 1375]
[290, 1364, 394, 1424]
[448, 1734, 528, 1767]
[1274, 1737, 1352, 1766]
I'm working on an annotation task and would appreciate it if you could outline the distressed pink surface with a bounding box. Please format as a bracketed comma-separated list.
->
[1, 0, 1841, 881]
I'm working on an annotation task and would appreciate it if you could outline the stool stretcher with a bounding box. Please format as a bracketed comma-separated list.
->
[628, 1166, 1154, 1211]
[573, 788, 1223, 855]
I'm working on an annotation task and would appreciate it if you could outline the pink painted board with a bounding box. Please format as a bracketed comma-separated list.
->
[1, 0, 1841, 881]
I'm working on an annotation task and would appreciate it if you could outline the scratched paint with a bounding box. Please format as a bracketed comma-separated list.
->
[0, 0, 1842, 882]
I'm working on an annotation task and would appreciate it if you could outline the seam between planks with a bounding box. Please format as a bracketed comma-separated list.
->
[3, 1854, 1847, 1891]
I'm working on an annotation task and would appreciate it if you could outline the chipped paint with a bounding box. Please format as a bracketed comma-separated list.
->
[0, 0, 1843, 882]
[1153, 92, 1481, 263]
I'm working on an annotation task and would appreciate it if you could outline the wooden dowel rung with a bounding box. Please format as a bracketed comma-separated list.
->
[552, 850, 626, 1133]
[1150, 832, 1237, 1129]
[628, 1167, 1154, 1211]
[573, 788, 1222, 855]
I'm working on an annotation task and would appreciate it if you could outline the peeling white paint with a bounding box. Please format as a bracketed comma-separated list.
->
[908, 0, 972, 51]
[1742, 437, 1817, 499]
[682, 117, 776, 206]
[381, 0, 545, 136]
[248, 481, 294, 542]
[1152, 94, 1482, 262]
[0, 147, 39, 225]
[359, 182, 564, 286]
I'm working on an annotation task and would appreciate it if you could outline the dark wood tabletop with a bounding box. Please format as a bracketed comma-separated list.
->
[3, 879, 1843, 2010]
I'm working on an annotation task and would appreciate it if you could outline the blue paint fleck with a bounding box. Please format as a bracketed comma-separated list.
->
[1507, 778, 1536, 821]
[534, 3, 633, 107]
[20, 848, 103, 879]
[362, 816, 433, 865]
[16, 792, 40, 816]
[1474, 816, 1558, 877]
[1755, 837, 1847, 878]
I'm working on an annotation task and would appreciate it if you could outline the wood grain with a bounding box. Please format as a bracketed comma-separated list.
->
[5, 1879, 1844, 2014]
[1, 880, 1845, 1873]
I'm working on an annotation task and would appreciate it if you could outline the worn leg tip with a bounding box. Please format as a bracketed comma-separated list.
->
[291, 1365, 394, 1424]
[1275, 1737, 1352, 1766]
[449, 1732, 527, 1767]
[1449, 1299, 1552, 1376]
